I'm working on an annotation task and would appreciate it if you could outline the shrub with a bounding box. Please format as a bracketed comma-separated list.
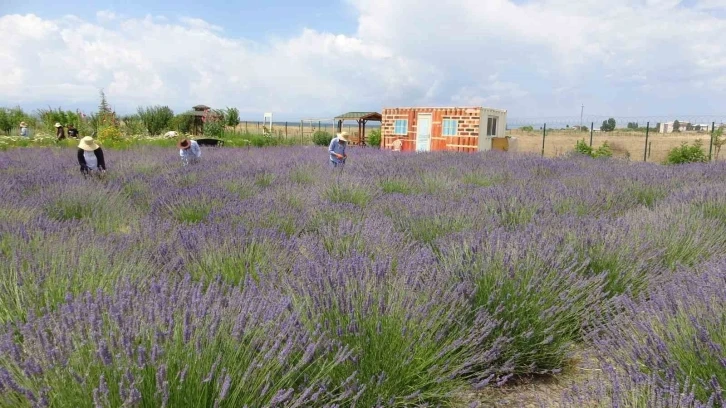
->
[203, 115, 225, 138]
[225, 107, 240, 127]
[442, 233, 606, 375]
[172, 113, 195, 134]
[520, 125, 534, 132]
[574, 139, 612, 158]
[137, 105, 175, 135]
[588, 259, 726, 405]
[312, 130, 333, 146]
[324, 184, 373, 207]
[593, 141, 613, 158]
[574, 139, 593, 156]
[97, 126, 124, 144]
[120, 114, 146, 136]
[0, 222, 152, 324]
[0, 276, 352, 407]
[367, 129, 381, 148]
[665, 140, 708, 164]
[0, 107, 33, 135]
[289, 256, 504, 407]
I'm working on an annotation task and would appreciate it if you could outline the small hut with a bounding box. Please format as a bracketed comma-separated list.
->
[334, 112, 382, 146]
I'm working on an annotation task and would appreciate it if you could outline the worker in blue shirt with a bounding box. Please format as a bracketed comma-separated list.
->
[328, 132, 349, 168]
[178, 138, 201, 165]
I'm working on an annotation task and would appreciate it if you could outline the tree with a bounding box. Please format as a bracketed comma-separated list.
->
[225, 107, 240, 127]
[673, 120, 680, 132]
[627, 122, 639, 129]
[713, 127, 725, 160]
[138, 106, 175, 135]
[600, 118, 616, 132]
[98, 89, 111, 115]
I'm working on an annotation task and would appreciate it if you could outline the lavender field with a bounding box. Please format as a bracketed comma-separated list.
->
[0, 146, 725, 407]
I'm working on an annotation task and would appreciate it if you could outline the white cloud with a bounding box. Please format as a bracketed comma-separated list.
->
[178, 17, 223, 32]
[2, 0, 726, 118]
[96, 11, 117, 23]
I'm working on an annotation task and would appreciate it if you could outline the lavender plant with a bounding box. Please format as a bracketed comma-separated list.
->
[0, 276, 354, 407]
[585, 258, 726, 406]
[0, 147, 725, 407]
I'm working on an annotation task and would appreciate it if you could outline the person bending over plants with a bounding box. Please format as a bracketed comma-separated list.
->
[77, 136, 107, 177]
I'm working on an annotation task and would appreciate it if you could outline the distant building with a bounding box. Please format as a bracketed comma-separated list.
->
[659, 121, 690, 133]
[659, 121, 714, 133]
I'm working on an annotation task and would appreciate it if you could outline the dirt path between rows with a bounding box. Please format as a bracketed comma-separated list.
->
[458, 349, 603, 407]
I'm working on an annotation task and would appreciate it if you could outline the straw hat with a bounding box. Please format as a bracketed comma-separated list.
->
[19, 121, 27, 127]
[338, 131, 349, 142]
[78, 136, 99, 151]
[177, 139, 191, 150]
[55, 122, 62, 128]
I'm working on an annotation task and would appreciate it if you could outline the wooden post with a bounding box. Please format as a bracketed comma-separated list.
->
[709, 121, 715, 161]
[589, 122, 594, 147]
[541, 124, 546, 156]
[362, 120, 367, 146]
[285, 121, 288, 139]
[245, 121, 247, 134]
[644, 122, 649, 162]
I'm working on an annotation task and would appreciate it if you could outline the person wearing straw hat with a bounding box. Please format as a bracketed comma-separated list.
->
[19, 122, 29, 137]
[328, 131, 349, 168]
[178, 138, 201, 166]
[77, 136, 106, 176]
[55, 123, 66, 141]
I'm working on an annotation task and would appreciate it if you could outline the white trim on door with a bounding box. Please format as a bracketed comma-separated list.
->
[416, 113, 432, 152]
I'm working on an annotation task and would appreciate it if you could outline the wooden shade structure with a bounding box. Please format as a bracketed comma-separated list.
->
[334, 112, 382, 146]
[189, 105, 222, 136]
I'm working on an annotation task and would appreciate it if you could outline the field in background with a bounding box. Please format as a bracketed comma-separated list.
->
[228, 122, 723, 163]
[508, 129, 723, 163]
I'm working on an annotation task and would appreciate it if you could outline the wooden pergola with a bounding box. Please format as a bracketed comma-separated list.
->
[189, 104, 223, 136]
[334, 112, 382, 146]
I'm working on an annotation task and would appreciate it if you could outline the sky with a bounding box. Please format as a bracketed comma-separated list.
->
[2, 0, 726, 121]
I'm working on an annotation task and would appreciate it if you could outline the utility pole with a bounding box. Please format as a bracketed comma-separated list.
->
[580, 105, 584, 130]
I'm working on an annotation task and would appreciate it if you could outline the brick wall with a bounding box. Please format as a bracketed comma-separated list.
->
[381, 107, 481, 152]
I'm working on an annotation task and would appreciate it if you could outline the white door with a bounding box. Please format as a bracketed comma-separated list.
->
[416, 114, 432, 152]
[480, 116, 497, 151]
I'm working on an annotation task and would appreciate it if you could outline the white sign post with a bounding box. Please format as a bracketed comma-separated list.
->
[262, 112, 273, 136]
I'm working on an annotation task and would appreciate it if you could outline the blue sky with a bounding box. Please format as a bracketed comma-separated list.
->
[2, 0, 726, 122]
[3, 0, 359, 40]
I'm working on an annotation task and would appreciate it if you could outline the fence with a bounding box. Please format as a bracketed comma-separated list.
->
[506, 115, 726, 163]
[226, 120, 381, 143]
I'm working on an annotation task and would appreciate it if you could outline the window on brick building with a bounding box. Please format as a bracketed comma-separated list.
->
[487, 117, 498, 136]
[442, 119, 458, 136]
[394, 119, 408, 135]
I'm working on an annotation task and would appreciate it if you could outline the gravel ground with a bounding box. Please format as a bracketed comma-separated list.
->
[458, 349, 603, 408]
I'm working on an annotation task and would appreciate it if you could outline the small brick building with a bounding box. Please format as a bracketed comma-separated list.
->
[380, 106, 507, 152]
